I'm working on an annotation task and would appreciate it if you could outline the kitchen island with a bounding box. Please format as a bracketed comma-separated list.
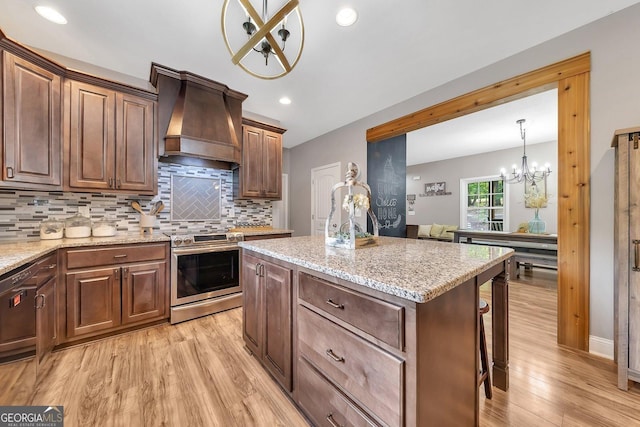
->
[239, 235, 513, 427]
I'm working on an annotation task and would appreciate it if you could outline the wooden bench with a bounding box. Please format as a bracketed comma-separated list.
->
[452, 230, 557, 278]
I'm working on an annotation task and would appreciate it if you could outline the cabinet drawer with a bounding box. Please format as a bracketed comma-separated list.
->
[298, 306, 403, 427]
[297, 357, 378, 427]
[299, 272, 404, 349]
[65, 243, 166, 269]
[35, 252, 57, 287]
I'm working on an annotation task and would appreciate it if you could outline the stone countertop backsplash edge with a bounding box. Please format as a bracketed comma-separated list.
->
[0, 233, 171, 276]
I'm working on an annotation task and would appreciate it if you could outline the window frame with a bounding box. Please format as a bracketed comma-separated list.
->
[459, 175, 509, 231]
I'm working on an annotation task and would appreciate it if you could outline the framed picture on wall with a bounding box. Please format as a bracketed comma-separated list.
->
[524, 176, 548, 208]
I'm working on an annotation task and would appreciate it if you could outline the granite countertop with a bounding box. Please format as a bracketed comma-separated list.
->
[239, 235, 513, 303]
[0, 233, 170, 276]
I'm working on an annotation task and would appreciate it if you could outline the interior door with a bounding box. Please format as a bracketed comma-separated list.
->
[272, 174, 289, 229]
[311, 162, 341, 236]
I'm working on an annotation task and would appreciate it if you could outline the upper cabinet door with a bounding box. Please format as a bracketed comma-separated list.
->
[68, 81, 115, 190]
[2, 51, 62, 187]
[115, 93, 155, 192]
[241, 125, 265, 198]
[262, 130, 282, 199]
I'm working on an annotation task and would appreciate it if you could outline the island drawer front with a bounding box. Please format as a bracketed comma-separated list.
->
[298, 306, 403, 427]
[65, 244, 167, 269]
[297, 357, 378, 427]
[298, 272, 404, 349]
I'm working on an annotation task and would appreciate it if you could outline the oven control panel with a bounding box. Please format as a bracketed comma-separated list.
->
[168, 232, 244, 248]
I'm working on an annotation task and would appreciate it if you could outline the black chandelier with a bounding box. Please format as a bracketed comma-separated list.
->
[500, 119, 552, 185]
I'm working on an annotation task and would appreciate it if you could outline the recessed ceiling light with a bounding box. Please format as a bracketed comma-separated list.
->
[279, 97, 292, 105]
[336, 8, 358, 27]
[34, 6, 67, 25]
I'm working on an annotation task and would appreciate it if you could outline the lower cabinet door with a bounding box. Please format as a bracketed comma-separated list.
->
[242, 253, 262, 356]
[121, 261, 167, 325]
[36, 277, 56, 365]
[297, 358, 378, 427]
[66, 267, 121, 338]
[262, 261, 292, 391]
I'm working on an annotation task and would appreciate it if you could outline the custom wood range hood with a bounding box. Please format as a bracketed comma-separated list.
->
[150, 63, 247, 168]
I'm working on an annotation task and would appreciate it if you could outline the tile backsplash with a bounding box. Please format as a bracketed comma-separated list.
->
[0, 162, 272, 242]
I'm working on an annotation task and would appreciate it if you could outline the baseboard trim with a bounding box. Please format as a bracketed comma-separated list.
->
[589, 335, 614, 360]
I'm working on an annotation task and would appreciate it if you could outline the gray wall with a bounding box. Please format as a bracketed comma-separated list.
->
[289, 3, 640, 343]
[406, 141, 558, 233]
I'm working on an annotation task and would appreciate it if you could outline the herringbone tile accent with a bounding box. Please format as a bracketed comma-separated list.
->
[171, 175, 221, 221]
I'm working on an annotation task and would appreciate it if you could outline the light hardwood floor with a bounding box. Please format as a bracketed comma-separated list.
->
[2, 269, 639, 426]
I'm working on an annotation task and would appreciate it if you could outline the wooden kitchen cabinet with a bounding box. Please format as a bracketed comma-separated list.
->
[1, 50, 62, 189]
[67, 80, 156, 194]
[35, 275, 56, 365]
[234, 119, 285, 200]
[613, 127, 640, 390]
[121, 261, 167, 325]
[35, 252, 58, 366]
[242, 252, 293, 391]
[66, 267, 121, 338]
[60, 243, 169, 343]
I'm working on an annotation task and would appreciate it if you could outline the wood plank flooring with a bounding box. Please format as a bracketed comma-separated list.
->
[1, 268, 639, 426]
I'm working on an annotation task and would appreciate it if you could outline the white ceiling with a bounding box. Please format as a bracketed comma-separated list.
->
[0, 0, 637, 149]
[406, 88, 558, 166]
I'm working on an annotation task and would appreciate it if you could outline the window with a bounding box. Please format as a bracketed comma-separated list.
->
[459, 176, 508, 231]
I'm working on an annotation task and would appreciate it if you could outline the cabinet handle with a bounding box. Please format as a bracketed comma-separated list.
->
[108, 177, 114, 188]
[34, 294, 46, 309]
[326, 414, 343, 427]
[325, 349, 345, 363]
[634, 240, 640, 272]
[116, 178, 121, 189]
[39, 264, 56, 272]
[325, 299, 344, 310]
[6, 167, 14, 179]
[255, 263, 260, 276]
[114, 268, 120, 280]
[123, 267, 128, 277]
[113, 254, 128, 259]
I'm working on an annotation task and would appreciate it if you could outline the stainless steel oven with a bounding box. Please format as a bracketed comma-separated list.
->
[169, 232, 243, 324]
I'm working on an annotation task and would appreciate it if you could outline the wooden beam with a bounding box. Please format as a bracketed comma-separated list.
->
[556, 72, 590, 350]
[366, 52, 590, 143]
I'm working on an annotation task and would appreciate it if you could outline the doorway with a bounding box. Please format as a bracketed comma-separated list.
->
[368, 53, 591, 350]
[310, 162, 342, 236]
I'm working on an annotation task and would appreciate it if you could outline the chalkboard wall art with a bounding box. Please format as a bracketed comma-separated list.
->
[367, 135, 406, 237]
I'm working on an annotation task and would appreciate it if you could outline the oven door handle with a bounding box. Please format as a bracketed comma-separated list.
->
[171, 245, 240, 256]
